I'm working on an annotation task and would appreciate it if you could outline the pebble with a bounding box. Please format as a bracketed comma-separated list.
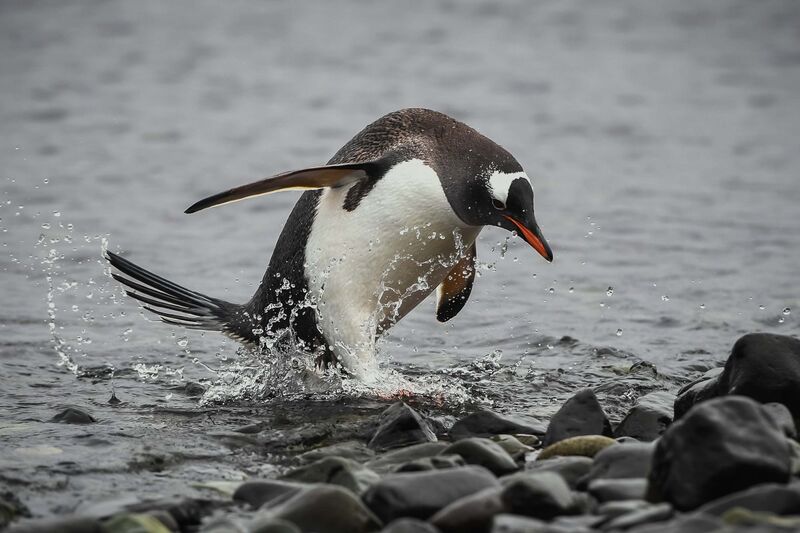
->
[648, 395, 791, 510]
[430, 486, 504, 533]
[441, 438, 519, 476]
[542, 389, 612, 447]
[614, 391, 675, 441]
[500, 472, 581, 520]
[49, 407, 96, 424]
[536, 435, 616, 460]
[368, 402, 437, 451]
[280, 456, 380, 495]
[449, 410, 546, 441]
[362, 465, 499, 522]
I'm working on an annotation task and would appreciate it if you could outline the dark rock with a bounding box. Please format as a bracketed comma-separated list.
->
[0, 491, 31, 528]
[183, 381, 206, 397]
[247, 516, 302, 533]
[394, 454, 465, 473]
[696, 482, 800, 516]
[450, 410, 546, 441]
[489, 514, 587, 532]
[577, 442, 654, 488]
[49, 407, 96, 424]
[489, 435, 534, 460]
[595, 499, 652, 519]
[588, 478, 648, 502]
[621, 513, 723, 533]
[522, 456, 593, 489]
[233, 480, 305, 508]
[648, 396, 791, 511]
[6, 516, 104, 533]
[673, 368, 723, 420]
[280, 456, 380, 495]
[366, 442, 449, 474]
[430, 487, 504, 533]
[380, 518, 441, 533]
[542, 389, 612, 447]
[602, 502, 673, 530]
[299, 440, 375, 464]
[442, 438, 519, 476]
[362, 465, 499, 522]
[763, 402, 797, 439]
[537, 435, 616, 460]
[501, 472, 581, 520]
[263, 484, 381, 533]
[615, 391, 675, 441]
[369, 402, 437, 451]
[550, 515, 605, 531]
[615, 436, 640, 444]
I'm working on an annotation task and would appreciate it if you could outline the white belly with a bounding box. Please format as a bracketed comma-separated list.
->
[305, 159, 481, 376]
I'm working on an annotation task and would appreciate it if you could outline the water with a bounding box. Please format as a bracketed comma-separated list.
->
[1, 0, 799, 519]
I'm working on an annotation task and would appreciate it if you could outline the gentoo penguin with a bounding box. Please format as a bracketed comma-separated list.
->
[107, 108, 552, 377]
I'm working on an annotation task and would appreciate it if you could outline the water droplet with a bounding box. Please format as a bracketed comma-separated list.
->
[783, 307, 791, 316]
[759, 305, 765, 310]
[177, 337, 188, 348]
[568, 287, 574, 293]
[41, 223, 50, 229]
[53, 211, 61, 217]
[661, 295, 670, 302]
[615, 328, 623, 337]
[699, 303, 706, 310]
[548, 287, 555, 294]
[606, 287, 614, 296]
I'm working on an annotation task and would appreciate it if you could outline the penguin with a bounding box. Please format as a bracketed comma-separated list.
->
[106, 108, 552, 377]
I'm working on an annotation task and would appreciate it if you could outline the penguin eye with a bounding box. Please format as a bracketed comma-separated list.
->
[491, 198, 506, 210]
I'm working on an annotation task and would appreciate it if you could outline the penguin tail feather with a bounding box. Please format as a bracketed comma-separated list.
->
[105, 251, 252, 341]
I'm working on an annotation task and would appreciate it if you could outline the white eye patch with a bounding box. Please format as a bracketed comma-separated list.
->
[488, 170, 530, 205]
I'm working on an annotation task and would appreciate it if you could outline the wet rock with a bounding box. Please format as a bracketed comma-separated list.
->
[369, 402, 437, 451]
[233, 480, 305, 508]
[696, 482, 800, 516]
[366, 442, 449, 474]
[763, 402, 797, 439]
[299, 440, 375, 464]
[261, 484, 381, 533]
[103, 513, 173, 533]
[0, 491, 31, 528]
[247, 516, 302, 533]
[522, 456, 593, 489]
[501, 472, 581, 520]
[362, 465, 499, 522]
[450, 410, 546, 441]
[442, 438, 519, 476]
[673, 368, 722, 420]
[648, 396, 791, 511]
[6, 516, 104, 533]
[601, 502, 673, 530]
[614, 391, 675, 441]
[542, 389, 613, 446]
[489, 514, 585, 533]
[394, 454, 465, 473]
[430, 487, 504, 533]
[280, 456, 380, 495]
[595, 499, 652, 519]
[380, 518, 440, 533]
[577, 442, 654, 487]
[489, 435, 534, 460]
[49, 406, 96, 424]
[183, 381, 206, 397]
[588, 478, 648, 502]
[536, 435, 616, 460]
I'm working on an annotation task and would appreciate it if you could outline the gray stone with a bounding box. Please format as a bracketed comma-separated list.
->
[522, 456, 593, 489]
[542, 389, 613, 447]
[763, 402, 797, 439]
[362, 465, 499, 522]
[673, 368, 723, 420]
[490, 435, 534, 460]
[299, 440, 376, 464]
[577, 442, 654, 488]
[394, 454, 465, 473]
[430, 487, 504, 533]
[596, 499, 652, 519]
[588, 478, 648, 502]
[262, 484, 381, 533]
[622, 514, 723, 533]
[602, 502, 673, 530]
[648, 396, 791, 511]
[201, 517, 248, 533]
[49, 406, 96, 424]
[366, 442, 449, 474]
[369, 402, 437, 451]
[450, 410, 546, 441]
[696, 482, 800, 516]
[489, 514, 587, 533]
[247, 516, 301, 533]
[442, 438, 519, 475]
[280, 456, 380, 495]
[501, 472, 580, 520]
[233, 480, 305, 508]
[379, 518, 440, 533]
[6, 516, 104, 533]
[615, 391, 675, 441]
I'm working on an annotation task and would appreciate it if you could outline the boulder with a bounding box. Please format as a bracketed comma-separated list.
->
[362, 465, 499, 522]
[614, 391, 675, 441]
[763, 402, 797, 439]
[262, 484, 381, 533]
[648, 396, 791, 510]
[280, 456, 380, 495]
[542, 389, 613, 446]
[442, 438, 519, 476]
[49, 407, 96, 424]
[369, 403, 437, 451]
[450, 410, 545, 441]
[673, 368, 723, 420]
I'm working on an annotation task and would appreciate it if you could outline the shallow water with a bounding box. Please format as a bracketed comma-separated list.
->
[1, 0, 799, 519]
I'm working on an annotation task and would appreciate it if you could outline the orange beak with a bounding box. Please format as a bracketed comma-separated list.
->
[503, 215, 553, 262]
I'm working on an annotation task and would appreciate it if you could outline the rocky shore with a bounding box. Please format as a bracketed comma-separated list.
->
[4, 332, 800, 533]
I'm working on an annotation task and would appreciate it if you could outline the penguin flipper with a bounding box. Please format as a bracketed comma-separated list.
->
[185, 161, 382, 214]
[435, 242, 477, 323]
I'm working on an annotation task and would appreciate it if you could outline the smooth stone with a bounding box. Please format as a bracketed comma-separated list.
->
[602, 502, 673, 530]
[542, 389, 613, 447]
[537, 435, 616, 460]
[49, 407, 96, 424]
[362, 465, 499, 522]
[673, 368, 722, 420]
[614, 391, 675, 441]
[183, 381, 206, 397]
[430, 487, 504, 533]
[233, 480, 305, 508]
[103, 514, 172, 533]
[587, 478, 648, 502]
[549, 515, 605, 531]
[394, 454, 465, 473]
[577, 442, 654, 488]
[490, 435, 534, 460]
[369, 402, 437, 451]
[201, 517, 248, 533]
[696, 482, 800, 516]
[262, 484, 381, 533]
[522, 456, 593, 489]
[450, 410, 546, 441]
[620, 513, 723, 533]
[366, 443, 449, 474]
[789, 438, 800, 475]
[6, 516, 104, 533]
[501, 472, 581, 520]
[299, 440, 376, 464]
[721, 507, 800, 529]
[763, 402, 797, 439]
[280, 456, 380, 495]
[379, 518, 440, 533]
[648, 396, 791, 511]
[596, 499, 652, 519]
[442, 438, 519, 475]
[489, 514, 587, 533]
[247, 516, 301, 533]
